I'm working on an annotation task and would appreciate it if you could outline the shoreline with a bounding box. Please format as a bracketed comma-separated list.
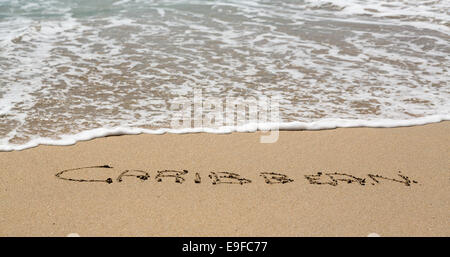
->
[2, 115, 450, 151]
[0, 121, 449, 236]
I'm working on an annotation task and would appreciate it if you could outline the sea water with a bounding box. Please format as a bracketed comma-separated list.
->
[0, 0, 449, 150]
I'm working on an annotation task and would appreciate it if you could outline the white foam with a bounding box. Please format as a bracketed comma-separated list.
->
[1, 115, 449, 152]
[303, 0, 450, 33]
[0, 0, 449, 151]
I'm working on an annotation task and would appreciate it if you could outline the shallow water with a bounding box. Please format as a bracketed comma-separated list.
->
[0, 0, 449, 150]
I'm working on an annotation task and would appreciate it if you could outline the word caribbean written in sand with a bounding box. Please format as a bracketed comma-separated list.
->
[55, 165, 419, 187]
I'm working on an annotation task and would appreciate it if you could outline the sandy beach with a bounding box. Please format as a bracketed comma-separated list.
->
[0, 122, 448, 237]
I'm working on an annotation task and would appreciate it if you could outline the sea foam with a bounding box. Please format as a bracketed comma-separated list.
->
[1, 115, 449, 151]
[0, 0, 449, 151]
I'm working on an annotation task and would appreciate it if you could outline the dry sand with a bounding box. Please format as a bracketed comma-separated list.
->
[0, 122, 449, 236]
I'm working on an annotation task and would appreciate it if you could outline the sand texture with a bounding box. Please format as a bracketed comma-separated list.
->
[0, 122, 449, 236]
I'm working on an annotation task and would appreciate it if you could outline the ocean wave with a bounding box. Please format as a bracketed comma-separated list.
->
[1, 115, 449, 151]
[0, 0, 449, 150]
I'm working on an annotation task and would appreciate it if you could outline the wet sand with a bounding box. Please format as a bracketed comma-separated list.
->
[0, 122, 449, 236]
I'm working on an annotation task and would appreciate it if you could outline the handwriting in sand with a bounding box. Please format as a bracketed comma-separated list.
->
[55, 165, 418, 187]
